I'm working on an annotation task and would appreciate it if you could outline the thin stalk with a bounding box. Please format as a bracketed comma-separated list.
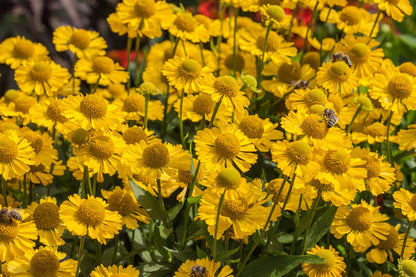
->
[273, 171, 297, 233]
[287, 1, 300, 41]
[181, 39, 187, 56]
[95, 240, 102, 264]
[75, 236, 86, 277]
[199, 42, 205, 66]
[157, 178, 172, 229]
[92, 174, 97, 196]
[72, 55, 78, 95]
[289, 195, 304, 255]
[386, 110, 394, 166]
[368, 9, 381, 39]
[179, 89, 186, 148]
[172, 37, 180, 58]
[112, 233, 120, 264]
[23, 175, 28, 208]
[144, 94, 150, 129]
[232, 8, 239, 77]
[209, 95, 224, 128]
[83, 166, 92, 197]
[1, 177, 7, 207]
[216, 2, 225, 76]
[300, 1, 319, 60]
[134, 35, 142, 87]
[258, 21, 274, 86]
[91, 75, 101, 94]
[401, 220, 415, 257]
[126, 37, 133, 92]
[199, 114, 206, 130]
[346, 106, 362, 134]
[161, 86, 170, 141]
[213, 190, 226, 260]
[319, 7, 332, 66]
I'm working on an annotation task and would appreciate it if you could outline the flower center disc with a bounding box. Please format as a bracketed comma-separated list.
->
[256, 31, 280, 52]
[399, 62, 416, 77]
[190, 265, 208, 277]
[23, 132, 43, 154]
[30, 250, 60, 277]
[214, 76, 239, 97]
[315, 249, 336, 268]
[72, 128, 89, 146]
[47, 101, 68, 123]
[174, 13, 197, 32]
[108, 84, 126, 98]
[93, 56, 114, 74]
[0, 220, 19, 241]
[89, 136, 115, 159]
[214, 133, 240, 159]
[376, 226, 399, 249]
[278, 62, 301, 83]
[401, 260, 416, 277]
[266, 5, 285, 22]
[301, 114, 328, 139]
[80, 94, 108, 119]
[123, 127, 147, 144]
[134, 0, 156, 18]
[346, 206, 372, 231]
[216, 168, 241, 189]
[329, 61, 350, 80]
[112, 274, 130, 277]
[239, 116, 264, 139]
[387, 0, 400, 4]
[76, 199, 106, 226]
[180, 59, 202, 79]
[364, 157, 381, 179]
[409, 194, 416, 211]
[339, 6, 361, 25]
[351, 43, 370, 60]
[15, 96, 36, 114]
[259, 0, 282, 5]
[108, 190, 135, 216]
[142, 142, 170, 168]
[302, 52, 320, 70]
[193, 94, 215, 115]
[225, 53, 245, 71]
[31, 62, 52, 82]
[0, 137, 19, 163]
[305, 89, 327, 106]
[14, 40, 35, 59]
[387, 74, 412, 99]
[4, 89, 20, 103]
[356, 95, 373, 111]
[221, 198, 249, 220]
[324, 149, 351, 175]
[33, 202, 60, 229]
[70, 29, 90, 50]
[287, 141, 312, 165]
[123, 94, 145, 113]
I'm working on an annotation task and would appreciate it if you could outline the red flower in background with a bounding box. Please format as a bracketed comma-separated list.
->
[198, 0, 218, 19]
[108, 49, 143, 68]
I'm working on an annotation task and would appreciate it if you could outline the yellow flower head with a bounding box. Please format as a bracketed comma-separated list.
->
[91, 264, 140, 277]
[302, 245, 346, 277]
[174, 257, 233, 277]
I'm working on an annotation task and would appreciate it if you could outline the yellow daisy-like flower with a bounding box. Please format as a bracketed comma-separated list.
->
[306, 178, 357, 207]
[302, 245, 346, 277]
[27, 160, 65, 187]
[0, 36, 49, 69]
[397, 123, 416, 151]
[174, 257, 233, 277]
[113, 93, 164, 122]
[14, 59, 70, 96]
[194, 125, 258, 173]
[53, 26, 107, 59]
[91, 264, 140, 277]
[0, 130, 36, 181]
[6, 246, 77, 276]
[308, 37, 336, 52]
[29, 99, 69, 133]
[60, 194, 122, 244]
[331, 200, 390, 251]
[75, 55, 129, 86]
[316, 60, 358, 96]
[351, 121, 388, 145]
[398, 259, 416, 277]
[101, 186, 150, 229]
[285, 88, 329, 111]
[164, 11, 210, 43]
[371, 270, 392, 277]
[260, 5, 291, 29]
[60, 94, 123, 130]
[174, 93, 225, 123]
[21, 128, 56, 166]
[121, 125, 157, 145]
[393, 189, 416, 221]
[374, 0, 413, 22]
[107, 11, 136, 38]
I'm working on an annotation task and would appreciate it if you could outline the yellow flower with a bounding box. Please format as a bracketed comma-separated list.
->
[374, 0, 413, 22]
[371, 270, 392, 277]
[21, 128, 56, 166]
[91, 264, 140, 277]
[60, 194, 122, 244]
[164, 11, 210, 43]
[260, 5, 291, 29]
[174, 257, 233, 277]
[393, 189, 416, 221]
[302, 245, 346, 277]
[316, 60, 358, 96]
[107, 12, 137, 38]
[113, 92, 164, 122]
[53, 26, 107, 59]
[397, 123, 416, 151]
[121, 125, 157, 145]
[285, 88, 329, 111]
[27, 160, 65, 187]
[29, 99, 69, 133]
[305, 178, 357, 207]
[398, 259, 416, 277]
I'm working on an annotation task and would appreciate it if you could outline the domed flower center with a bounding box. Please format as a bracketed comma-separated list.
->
[278, 62, 301, 83]
[339, 7, 361, 25]
[221, 198, 249, 220]
[174, 13, 197, 32]
[31, 62, 52, 82]
[351, 43, 370, 60]
[366, 123, 385, 137]
[15, 96, 36, 114]
[315, 249, 336, 269]
[401, 260, 416, 277]
[195, 14, 210, 29]
[214, 133, 240, 159]
[225, 53, 245, 71]
[33, 202, 60, 229]
[216, 168, 241, 189]
[178, 170, 193, 184]
[399, 62, 416, 77]
[364, 157, 381, 179]
[179, 58, 202, 79]
[23, 132, 43, 154]
[239, 116, 264, 139]
[108, 84, 126, 98]
[4, 89, 20, 103]
[193, 94, 215, 115]
[89, 136, 114, 159]
[108, 190, 135, 216]
[0, 137, 19, 163]
[30, 164, 46, 172]
[266, 5, 285, 22]
[71, 128, 89, 146]
[112, 274, 130, 277]
[267, 178, 283, 198]
[302, 52, 320, 70]
[356, 95, 373, 111]
[123, 127, 147, 144]
[287, 141, 312, 165]
[0, 220, 19, 241]
[46, 101, 68, 123]
[409, 194, 416, 211]
[93, 56, 114, 74]
[324, 149, 351, 175]
[329, 61, 350, 81]
[214, 76, 239, 97]
[309, 104, 326, 115]
[305, 89, 327, 106]
[142, 142, 170, 168]
[256, 31, 280, 52]
[301, 114, 329, 139]
[30, 250, 60, 277]
[134, 0, 156, 18]
[123, 94, 145, 113]
[80, 94, 108, 119]
[376, 226, 399, 249]
[346, 206, 372, 231]
[76, 199, 106, 226]
[13, 40, 35, 59]
[387, 74, 412, 99]
[70, 29, 90, 50]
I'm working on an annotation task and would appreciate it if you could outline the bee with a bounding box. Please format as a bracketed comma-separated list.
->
[0, 208, 22, 224]
[331, 52, 352, 68]
[289, 80, 310, 90]
[322, 108, 339, 128]
[190, 265, 207, 277]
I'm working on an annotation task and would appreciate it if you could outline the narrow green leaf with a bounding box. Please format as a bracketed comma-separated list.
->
[216, 247, 240, 261]
[306, 205, 338, 250]
[187, 195, 202, 204]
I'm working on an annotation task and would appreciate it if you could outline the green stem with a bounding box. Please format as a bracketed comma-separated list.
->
[157, 179, 172, 228]
[216, 2, 225, 76]
[258, 21, 273, 87]
[144, 94, 150, 129]
[172, 37, 180, 58]
[209, 95, 224, 128]
[1, 177, 7, 207]
[319, 7, 332, 66]
[232, 8, 239, 77]
[386, 110, 394, 166]
[75, 236, 86, 277]
[401, 220, 415, 257]
[82, 166, 91, 197]
[23, 174, 28, 208]
[134, 35, 142, 87]
[346, 106, 362, 134]
[368, 9, 381, 39]
[289, 195, 304, 255]
[213, 190, 226, 260]
[161, 87, 170, 141]
[287, 1, 299, 41]
[92, 174, 97, 196]
[72, 55, 78, 95]
[95, 240, 102, 264]
[126, 37, 133, 92]
[300, 1, 319, 60]
[112, 233, 120, 264]
[179, 89, 186, 148]
[199, 42, 205, 66]
[91, 75, 101, 94]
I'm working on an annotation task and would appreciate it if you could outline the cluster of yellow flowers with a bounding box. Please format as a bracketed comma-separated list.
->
[0, 0, 415, 276]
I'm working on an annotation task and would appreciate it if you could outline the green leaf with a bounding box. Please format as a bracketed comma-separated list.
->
[153, 226, 170, 259]
[139, 262, 176, 277]
[168, 202, 184, 221]
[187, 195, 202, 204]
[216, 247, 240, 261]
[306, 205, 338, 250]
[400, 34, 416, 48]
[196, 246, 209, 259]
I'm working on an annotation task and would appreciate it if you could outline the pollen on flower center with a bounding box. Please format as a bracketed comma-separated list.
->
[14, 40, 35, 59]
[239, 116, 264, 138]
[309, 179, 335, 192]
[256, 31, 280, 52]
[278, 62, 301, 83]
[174, 13, 197, 32]
[123, 94, 145, 113]
[351, 43, 370, 60]
[0, 137, 19, 163]
[376, 226, 399, 249]
[89, 136, 114, 159]
[346, 206, 372, 231]
[216, 168, 241, 189]
[387, 74, 412, 99]
[0, 220, 19, 241]
[409, 194, 416, 211]
[47, 101, 68, 123]
[70, 29, 90, 50]
[266, 5, 285, 22]
[399, 62, 416, 77]
[33, 202, 60, 229]
[301, 114, 329, 139]
[214, 133, 240, 159]
[315, 249, 336, 268]
[80, 94, 108, 119]
[180, 59, 202, 79]
[214, 76, 239, 97]
[76, 199, 106, 226]
[193, 94, 215, 115]
[225, 53, 245, 71]
[71, 128, 89, 146]
[15, 96, 36, 114]
[134, 0, 156, 18]
[178, 168, 202, 184]
[30, 250, 60, 277]
[302, 52, 320, 70]
[123, 126, 147, 144]
[364, 157, 381, 179]
[142, 142, 170, 168]
[108, 190, 135, 216]
[339, 7, 361, 25]
[221, 198, 249, 220]
[23, 132, 43, 154]
[93, 56, 115, 74]
[305, 89, 327, 106]
[309, 104, 326, 115]
[287, 141, 312, 165]
[324, 149, 351, 175]
[329, 61, 350, 80]
[31, 62, 52, 82]
[108, 84, 126, 98]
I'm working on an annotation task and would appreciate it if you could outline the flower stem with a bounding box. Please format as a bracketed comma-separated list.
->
[300, 1, 319, 60]
[346, 106, 362, 134]
[287, 1, 299, 41]
[232, 8, 239, 77]
[179, 89, 186, 148]
[75, 236, 86, 277]
[134, 34, 141, 87]
[386, 110, 394, 166]
[157, 178, 172, 229]
[144, 93, 150, 129]
[199, 42, 205, 66]
[319, 7, 332, 66]
[213, 190, 226, 260]
[83, 166, 92, 197]
[401, 220, 415, 257]
[258, 21, 273, 87]
[368, 9, 381, 39]
[112, 233, 120, 264]
[172, 36, 180, 58]
[126, 37, 133, 92]
[209, 95, 224, 128]
[1, 177, 7, 207]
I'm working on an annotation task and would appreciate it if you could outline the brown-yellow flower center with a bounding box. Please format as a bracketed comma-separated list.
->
[409, 194, 416, 211]
[266, 5, 285, 22]
[308, 179, 334, 192]
[351, 43, 370, 60]
[329, 61, 350, 81]
[302, 52, 320, 70]
[134, 0, 156, 18]
[287, 141, 312, 165]
[214, 133, 240, 159]
[256, 31, 280, 52]
[14, 40, 35, 59]
[315, 249, 336, 268]
[0, 137, 19, 163]
[309, 104, 326, 115]
[301, 114, 329, 139]
[123, 94, 145, 113]
[174, 13, 197, 32]
[193, 94, 215, 115]
[399, 62, 416, 77]
[278, 62, 301, 83]
[376, 226, 399, 249]
[346, 206, 372, 231]
[324, 149, 351, 175]
[239, 116, 264, 139]
[214, 76, 239, 97]
[47, 101, 68, 123]
[33, 202, 60, 229]
[89, 136, 114, 159]
[108, 190, 135, 216]
[401, 260, 416, 277]
[225, 53, 245, 71]
[180, 58, 202, 79]
[23, 132, 43, 154]
[108, 84, 126, 98]
[221, 198, 249, 220]
[30, 163, 46, 172]
[339, 6, 361, 25]
[305, 89, 327, 106]
[76, 198, 106, 226]
[364, 157, 381, 179]
[70, 29, 90, 50]
[142, 142, 170, 168]
[216, 168, 241, 189]
[93, 56, 114, 74]
[4, 89, 20, 103]
[123, 127, 148, 144]
[31, 62, 52, 82]
[15, 96, 36, 114]
[80, 94, 108, 119]
[0, 220, 19, 241]
[387, 74, 412, 99]
[71, 128, 89, 146]
[365, 122, 385, 137]
[30, 250, 60, 277]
